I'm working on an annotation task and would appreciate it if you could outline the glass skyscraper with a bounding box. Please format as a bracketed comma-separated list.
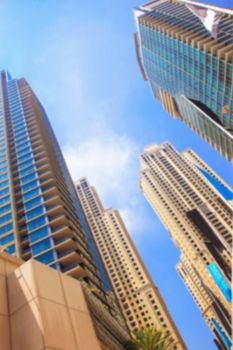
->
[134, 0, 233, 160]
[0, 70, 129, 349]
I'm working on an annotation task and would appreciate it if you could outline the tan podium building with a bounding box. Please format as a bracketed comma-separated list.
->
[140, 142, 232, 350]
[75, 178, 187, 350]
[0, 250, 128, 350]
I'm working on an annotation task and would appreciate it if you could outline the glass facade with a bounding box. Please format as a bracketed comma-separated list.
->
[0, 69, 113, 302]
[212, 318, 232, 349]
[207, 262, 232, 302]
[196, 165, 233, 200]
[136, 1, 233, 160]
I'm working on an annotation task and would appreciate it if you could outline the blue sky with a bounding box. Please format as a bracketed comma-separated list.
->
[0, 0, 232, 349]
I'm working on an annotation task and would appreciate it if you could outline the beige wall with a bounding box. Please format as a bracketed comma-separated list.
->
[0, 251, 103, 350]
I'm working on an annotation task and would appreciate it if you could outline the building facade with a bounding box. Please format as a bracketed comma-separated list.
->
[0, 70, 129, 349]
[140, 142, 232, 349]
[76, 178, 187, 350]
[134, 0, 233, 160]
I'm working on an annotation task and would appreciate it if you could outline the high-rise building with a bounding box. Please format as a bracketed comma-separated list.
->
[75, 177, 187, 350]
[134, 0, 233, 160]
[0, 70, 129, 349]
[140, 142, 232, 349]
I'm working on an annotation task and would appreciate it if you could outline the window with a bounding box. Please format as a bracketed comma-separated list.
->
[0, 180, 8, 189]
[22, 180, 38, 193]
[26, 205, 44, 220]
[19, 165, 35, 177]
[18, 159, 34, 170]
[0, 173, 8, 182]
[0, 222, 13, 235]
[0, 204, 11, 215]
[0, 195, 10, 206]
[0, 213, 12, 225]
[23, 188, 40, 202]
[27, 215, 46, 232]
[36, 250, 55, 264]
[0, 187, 9, 198]
[24, 196, 42, 210]
[21, 172, 36, 185]
[29, 226, 49, 243]
[0, 233, 14, 245]
[7, 244, 16, 254]
[31, 238, 52, 255]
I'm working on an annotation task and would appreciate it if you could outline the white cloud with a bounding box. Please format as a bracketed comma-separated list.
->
[64, 131, 138, 202]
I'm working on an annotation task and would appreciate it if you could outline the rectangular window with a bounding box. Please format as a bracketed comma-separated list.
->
[16, 146, 31, 158]
[0, 222, 13, 235]
[23, 188, 40, 202]
[0, 173, 8, 182]
[31, 238, 52, 255]
[0, 204, 11, 215]
[21, 173, 36, 185]
[19, 165, 35, 177]
[0, 195, 10, 206]
[0, 213, 12, 225]
[36, 250, 55, 264]
[0, 180, 9, 188]
[0, 167, 8, 175]
[0, 233, 14, 245]
[24, 196, 42, 211]
[7, 244, 16, 254]
[18, 153, 32, 165]
[0, 187, 9, 198]
[22, 180, 38, 193]
[18, 159, 34, 170]
[27, 215, 46, 232]
[26, 205, 44, 220]
[29, 226, 49, 243]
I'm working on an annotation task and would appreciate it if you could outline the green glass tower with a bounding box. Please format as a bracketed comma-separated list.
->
[134, 0, 233, 160]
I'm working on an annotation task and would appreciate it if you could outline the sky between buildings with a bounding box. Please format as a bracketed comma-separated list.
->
[0, 0, 232, 349]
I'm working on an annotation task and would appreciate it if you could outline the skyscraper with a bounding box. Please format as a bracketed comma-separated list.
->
[140, 142, 232, 349]
[76, 177, 187, 350]
[134, 0, 233, 160]
[0, 70, 129, 349]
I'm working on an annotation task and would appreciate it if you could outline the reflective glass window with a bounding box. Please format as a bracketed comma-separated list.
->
[31, 238, 52, 255]
[23, 188, 40, 202]
[18, 159, 34, 170]
[36, 250, 55, 264]
[24, 196, 42, 210]
[0, 187, 9, 198]
[0, 213, 12, 225]
[22, 180, 38, 193]
[0, 233, 14, 245]
[7, 244, 16, 254]
[21, 173, 36, 185]
[17, 147, 31, 157]
[0, 222, 13, 235]
[0, 204, 11, 215]
[27, 215, 46, 232]
[29, 226, 49, 243]
[26, 205, 44, 220]
[0, 195, 10, 205]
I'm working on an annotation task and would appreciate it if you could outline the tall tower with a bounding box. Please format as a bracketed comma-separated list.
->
[75, 178, 187, 350]
[134, 0, 233, 160]
[140, 142, 232, 349]
[0, 71, 129, 349]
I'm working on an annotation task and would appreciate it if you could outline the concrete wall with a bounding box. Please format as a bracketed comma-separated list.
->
[0, 252, 102, 350]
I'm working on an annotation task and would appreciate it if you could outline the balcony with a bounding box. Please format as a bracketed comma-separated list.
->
[48, 213, 68, 227]
[62, 262, 88, 278]
[51, 224, 73, 240]
[54, 237, 76, 252]
[57, 249, 83, 265]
